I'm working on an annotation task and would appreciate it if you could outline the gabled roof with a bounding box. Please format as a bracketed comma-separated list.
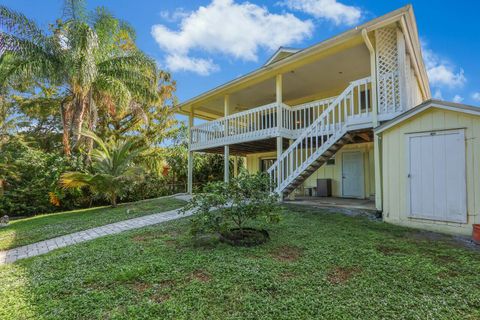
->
[375, 100, 480, 134]
[178, 5, 430, 117]
[264, 47, 300, 66]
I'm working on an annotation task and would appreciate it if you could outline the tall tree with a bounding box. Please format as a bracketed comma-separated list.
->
[0, 1, 159, 156]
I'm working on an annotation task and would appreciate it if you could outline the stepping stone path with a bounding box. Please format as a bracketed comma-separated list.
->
[0, 194, 192, 265]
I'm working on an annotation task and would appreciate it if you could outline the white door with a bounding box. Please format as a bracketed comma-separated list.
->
[342, 152, 364, 198]
[408, 130, 466, 223]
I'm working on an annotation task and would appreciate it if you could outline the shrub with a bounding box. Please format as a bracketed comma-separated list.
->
[182, 173, 280, 240]
[0, 138, 88, 216]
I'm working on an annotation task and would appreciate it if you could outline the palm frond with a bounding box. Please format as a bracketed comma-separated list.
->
[60, 171, 93, 188]
[0, 6, 47, 43]
[62, 0, 87, 23]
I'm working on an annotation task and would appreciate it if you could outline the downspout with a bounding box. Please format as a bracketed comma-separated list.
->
[361, 29, 378, 127]
[362, 28, 383, 213]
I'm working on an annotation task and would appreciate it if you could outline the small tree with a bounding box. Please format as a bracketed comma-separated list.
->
[182, 172, 280, 242]
[60, 131, 145, 206]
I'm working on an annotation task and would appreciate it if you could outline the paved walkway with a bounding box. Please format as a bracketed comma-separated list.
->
[0, 194, 192, 265]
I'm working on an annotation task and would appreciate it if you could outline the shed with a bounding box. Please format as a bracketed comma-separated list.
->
[376, 99, 480, 235]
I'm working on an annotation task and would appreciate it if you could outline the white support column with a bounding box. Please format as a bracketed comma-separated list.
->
[363, 28, 382, 211]
[374, 134, 382, 212]
[276, 74, 283, 193]
[187, 108, 194, 194]
[362, 29, 378, 127]
[224, 95, 230, 183]
[276, 74, 283, 132]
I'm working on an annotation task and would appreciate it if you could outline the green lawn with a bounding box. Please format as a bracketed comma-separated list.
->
[0, 197, 186, 251]
[1, 204, 479, 319]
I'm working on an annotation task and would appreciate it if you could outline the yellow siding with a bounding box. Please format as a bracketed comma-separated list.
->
[303, 142, 375, 198]
[246, 143, 375, 199]
[246, 151, 277, 174]
[381, 108, 480, 235]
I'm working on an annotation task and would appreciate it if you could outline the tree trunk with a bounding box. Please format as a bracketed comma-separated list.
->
[61, 101, 73, 157]
[111, 192, 117, 207]
[85, 90, 98, 161]
[71, 96, 87, 149]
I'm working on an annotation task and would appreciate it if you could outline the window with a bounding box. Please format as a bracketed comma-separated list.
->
[260, 158, 276, 172]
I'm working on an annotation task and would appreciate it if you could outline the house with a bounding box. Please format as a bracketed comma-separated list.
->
[177, 5, 480, 236]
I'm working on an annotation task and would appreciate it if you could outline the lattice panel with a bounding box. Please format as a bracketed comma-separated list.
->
[376, 27, 400, 113]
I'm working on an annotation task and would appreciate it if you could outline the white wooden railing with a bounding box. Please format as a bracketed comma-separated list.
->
[267, 77, 372, 194]
[190, 102, 287, 149]
[190, 76, 375, 151]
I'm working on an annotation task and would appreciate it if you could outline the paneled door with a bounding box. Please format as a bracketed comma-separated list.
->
[342, 152, 364, 198]
[407, 129, 466, 223]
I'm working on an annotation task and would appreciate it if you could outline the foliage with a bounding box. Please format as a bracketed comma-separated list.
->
[0, 137, 87, 216]
[182, 173, 279, 236]
[0, 1, 162, 156]
[123, 174, 171, 202]
[60, 131, 146, 206]
[0, 197, 186, 251]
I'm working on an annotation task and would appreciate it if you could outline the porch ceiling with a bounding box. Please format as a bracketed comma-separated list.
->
[187, 43, 370, 119]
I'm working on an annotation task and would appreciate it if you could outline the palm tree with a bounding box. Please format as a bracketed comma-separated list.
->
[0, 1, 159, 156]
[60, 130, 145, 207]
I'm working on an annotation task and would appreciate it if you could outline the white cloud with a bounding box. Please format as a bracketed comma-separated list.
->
[159, 8, 190, 23]
[453, 95, 464, 103]
[152, 0, 313, 75]
[433, 89, 443, 100]
[422, 43, 466, 88]
[279, 0, 362, 26]
[165, 54, 219, 76]
[472, 92, 480, 102]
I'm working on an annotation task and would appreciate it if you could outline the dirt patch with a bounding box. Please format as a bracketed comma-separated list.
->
[131, 235, 150, 242]
[327, 266, 361, 285]
[376, 244, 408, 256]
[270, 245, 303, 262]
[157, 279, 176, 289]
[130, 281, 151, 293]
[151, 294, 170, 304]
[190, 270, 211, 283]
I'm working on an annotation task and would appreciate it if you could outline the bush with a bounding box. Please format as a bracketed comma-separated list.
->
[182, 173, 280, 243]
[123, 174, 171, 201]
[0, 139, 89, 216]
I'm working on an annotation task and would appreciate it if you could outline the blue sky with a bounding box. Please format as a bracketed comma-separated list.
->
[4, 0, 480, 109]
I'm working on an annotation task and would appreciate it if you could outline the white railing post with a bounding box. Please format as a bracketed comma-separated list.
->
[276, 74, 283, 192]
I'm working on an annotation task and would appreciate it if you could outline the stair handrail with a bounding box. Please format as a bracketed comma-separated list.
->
[267, 76, 371, 192]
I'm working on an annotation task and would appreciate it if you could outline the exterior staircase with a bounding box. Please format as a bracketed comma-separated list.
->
[267, 77, 372, 197]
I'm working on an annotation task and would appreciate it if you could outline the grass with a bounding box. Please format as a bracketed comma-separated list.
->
[0, 197, 186, 251]
[0, 204, 479, 319]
